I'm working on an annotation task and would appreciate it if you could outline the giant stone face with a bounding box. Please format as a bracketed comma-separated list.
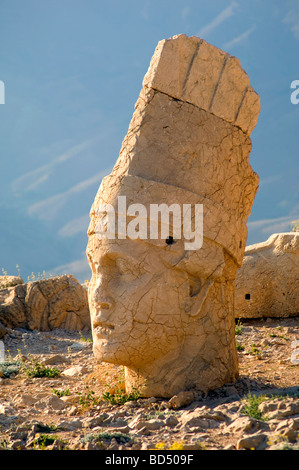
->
[86, 34, 260, 398]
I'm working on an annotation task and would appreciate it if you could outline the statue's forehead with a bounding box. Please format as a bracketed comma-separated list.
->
[88, 234, 225, 280]
[89, 236, 189, 279]
[90, 237, 151, 262]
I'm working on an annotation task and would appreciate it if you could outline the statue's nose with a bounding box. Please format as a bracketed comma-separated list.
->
[91, 275, 114, 310]
[91, 292, 115, 328]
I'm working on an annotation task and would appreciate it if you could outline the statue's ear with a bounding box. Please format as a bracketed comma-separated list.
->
[187, 278, 214, 318]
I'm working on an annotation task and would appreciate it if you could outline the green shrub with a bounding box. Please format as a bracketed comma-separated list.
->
[77, 388, 101, 408]
[241, 393, 267, 420]
[0, 361, 21, 378]
[52, 388, 70, 397]
[291, 219, 299, 232]
[102, 387, 141, 405]
[33, 434, 67, 449]
[236, 340, 245, 351]
[235, 319, 243, 335]
[250, 343, 261, 355]
[24, 362, 61, 378]
[82, 432, 131, 445]
[0, 439, 10, 450]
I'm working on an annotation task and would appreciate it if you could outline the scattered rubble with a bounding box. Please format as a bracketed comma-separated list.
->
[0, 316, 298, 451]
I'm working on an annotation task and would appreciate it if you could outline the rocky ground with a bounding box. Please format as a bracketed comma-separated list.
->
[0, 316, 298, 451]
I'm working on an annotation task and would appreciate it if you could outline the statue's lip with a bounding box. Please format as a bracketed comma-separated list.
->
[93, 321, 115, 330]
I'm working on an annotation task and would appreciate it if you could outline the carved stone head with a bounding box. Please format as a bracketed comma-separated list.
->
[87, 34, 260, 397]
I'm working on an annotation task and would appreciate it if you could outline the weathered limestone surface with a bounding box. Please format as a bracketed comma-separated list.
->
[0, 275, 90, 332]
[87, 34, 260, 398]
[0, 276, 24, 289]
[143, 34, 260, 135]
[235, 233, 299, 319]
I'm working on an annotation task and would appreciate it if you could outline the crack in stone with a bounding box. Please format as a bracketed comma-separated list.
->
[234, 86, 249, 122]
[181, 39, 203, 97]
[208, 53, 229, 112]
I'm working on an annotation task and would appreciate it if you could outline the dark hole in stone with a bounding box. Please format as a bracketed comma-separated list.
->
[166, 236, 175, 245]
[245, 293, 251, 300]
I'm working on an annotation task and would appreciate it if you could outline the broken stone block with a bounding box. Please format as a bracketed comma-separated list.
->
[0, 274, 90, 332]
[86, 34, 260, 398]
[143, 34, 260, 135]
[236, 432, 268, 450]
[235, 232, 299, 318]
[168, 391, 197, 409]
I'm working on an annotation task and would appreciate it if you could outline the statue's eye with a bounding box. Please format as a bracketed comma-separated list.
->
[165, 236, 175, 245]
[116, 258, 137, 279]
[116, 258, 130, 273]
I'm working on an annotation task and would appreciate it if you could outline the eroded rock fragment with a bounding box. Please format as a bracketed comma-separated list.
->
[0, 274, 90, 332]
[235, 233, 299, 318]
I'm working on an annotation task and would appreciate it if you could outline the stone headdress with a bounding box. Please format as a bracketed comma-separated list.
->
[88, 34, 260, 274]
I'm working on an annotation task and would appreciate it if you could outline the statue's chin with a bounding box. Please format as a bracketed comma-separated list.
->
[93, 341, 114, 362]
[92, 341, 130, 367]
